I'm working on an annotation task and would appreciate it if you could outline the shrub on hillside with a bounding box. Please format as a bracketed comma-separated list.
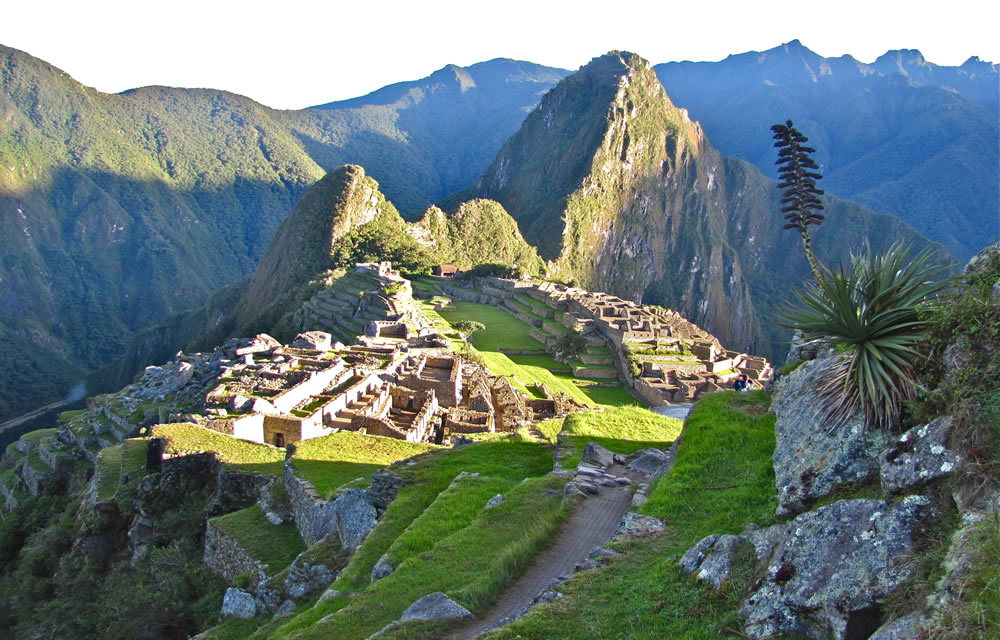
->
[780, 242, 949, 430]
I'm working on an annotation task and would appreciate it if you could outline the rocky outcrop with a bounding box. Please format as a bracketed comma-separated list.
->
[210, 471, 271, 517]
[880, 416, 959, 493]
[610, 512, 666, 541]
[580, 442, 617, 468]
[291, 331, 332, 351]
[221, 588, 257, 619]
[131, 362, 194, 401]
[679, 534, 749, 589]
[771, 357, 891, 516]
[284, 554, 336, 600]
[334, 488, 378, 550]
[401, 592, 475, 623]
[284, 460, 382, 548]
[740, 496, 937, 639]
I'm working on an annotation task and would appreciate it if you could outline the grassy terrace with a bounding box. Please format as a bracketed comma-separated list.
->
[298, 474, 567, 640]
[223, 438, 558, 640]
[96, 444, 124, 501]
[292, 432, 435, 499]
[120, 439, 147, 478]
[560, 406, 684, 469]
[423, 300, 634, 407]
[211, 505, 305, 573]
[150, 423, 285, 475]
[20, 428, 58, 444]
[488, 391, 779, 639]
[513, 292, 563, 319]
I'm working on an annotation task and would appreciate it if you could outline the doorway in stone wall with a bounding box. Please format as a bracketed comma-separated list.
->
[274, 433, 285, 448]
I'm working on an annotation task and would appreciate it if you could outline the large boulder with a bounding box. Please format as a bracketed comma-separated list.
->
[611, 512, 665, 541]
[625, 447, 670, 475]
[741, 496, 937, 639]
[771, 357, 891, 516]
[221, 587, 257, 619]
[400, 592, 475, 623]
[680, 534, 748, 589]
[134, 361, 195, 400]
[880, 416, 959, 493]
[285, 555, 335, 600]
[867, 611, 928, 640]
[580, 442, 616, 468]
[291, 331, 332, 351]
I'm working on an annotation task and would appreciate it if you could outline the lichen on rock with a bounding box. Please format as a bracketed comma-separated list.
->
[771, 356, 891, 516]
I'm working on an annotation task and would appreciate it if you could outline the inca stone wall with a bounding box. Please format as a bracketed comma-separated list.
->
[203, 520, 267, 586]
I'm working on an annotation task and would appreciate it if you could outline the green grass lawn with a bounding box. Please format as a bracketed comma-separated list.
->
[20, 428, 58, 444]
[487, 391, 778, 639]
[150, 423, 285, 475]
[292, 432, 436, 499]
[425, 301, 634, 407]
[560, 405, 684, 468]
[532, 418, 564, 445]
[438, 302, 547, 352]
[210, 505, 306, 573]
[57, 409, 89, 424]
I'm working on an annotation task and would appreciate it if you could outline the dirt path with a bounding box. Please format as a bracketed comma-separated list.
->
[449, 465, 640, 639]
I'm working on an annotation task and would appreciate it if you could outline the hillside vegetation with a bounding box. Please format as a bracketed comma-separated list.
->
[0, 46, 564, 423]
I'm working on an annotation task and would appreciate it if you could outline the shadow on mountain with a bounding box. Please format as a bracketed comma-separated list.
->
[0, 166, 309, 423]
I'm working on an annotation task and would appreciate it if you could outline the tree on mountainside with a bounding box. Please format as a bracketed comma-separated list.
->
[772, 120, 825, 281]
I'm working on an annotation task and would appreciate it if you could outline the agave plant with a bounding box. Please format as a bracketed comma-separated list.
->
[781, 242, 950, 431]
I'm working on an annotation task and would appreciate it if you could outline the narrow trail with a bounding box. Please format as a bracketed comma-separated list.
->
[0, 399, 72, 436]
[448, 464, 641, 640]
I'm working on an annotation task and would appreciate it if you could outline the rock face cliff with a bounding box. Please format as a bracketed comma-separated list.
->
[469, 52, 943, 358]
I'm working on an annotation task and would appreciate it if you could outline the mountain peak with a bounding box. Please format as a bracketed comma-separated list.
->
[237, 165, 393, 325]
[429, 63, 477, 91]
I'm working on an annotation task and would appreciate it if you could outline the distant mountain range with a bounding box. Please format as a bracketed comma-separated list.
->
[655, 40, 998, 262]
[0, 40, 994, 422]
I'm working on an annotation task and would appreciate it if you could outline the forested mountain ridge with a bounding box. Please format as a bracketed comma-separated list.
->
[654, 40, 999, 262]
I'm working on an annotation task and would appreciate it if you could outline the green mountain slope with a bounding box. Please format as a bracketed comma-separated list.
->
[468, 51, 946, 359]
[0, 45, 565, 421]
[654, 40, 999, 262]
[413, 200, 544, 274]
[0, 45, 325, 420]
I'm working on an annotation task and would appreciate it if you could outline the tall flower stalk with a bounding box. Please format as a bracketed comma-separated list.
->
[772, 120, 825, 282]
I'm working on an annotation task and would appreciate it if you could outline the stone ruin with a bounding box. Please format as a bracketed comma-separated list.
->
[462, 278, 773, 406]
[193, 329, 586, 448]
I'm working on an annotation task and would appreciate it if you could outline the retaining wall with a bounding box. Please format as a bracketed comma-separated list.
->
[204, 519, 267, 586]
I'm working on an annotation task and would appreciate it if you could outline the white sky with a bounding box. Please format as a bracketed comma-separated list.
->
[3, 0, 998, 110]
